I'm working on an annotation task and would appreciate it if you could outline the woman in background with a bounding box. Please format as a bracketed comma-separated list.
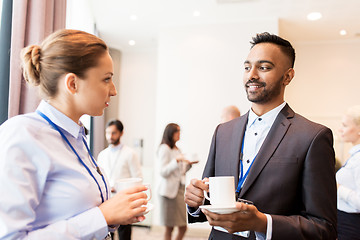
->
[336, 105, 360, 240]
[0, 29, 148, 240]
[158, 123, 196, 240]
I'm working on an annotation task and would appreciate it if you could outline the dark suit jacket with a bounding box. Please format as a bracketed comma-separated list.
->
[188, 104, 337, 240]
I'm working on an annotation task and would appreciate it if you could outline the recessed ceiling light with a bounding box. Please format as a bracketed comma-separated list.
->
[128, 40, 136, 46]
[339, 30, 347, 36]
[307, 12, 322, 21]
[130, 14, 138, 21]
[193, 10, 200, 17]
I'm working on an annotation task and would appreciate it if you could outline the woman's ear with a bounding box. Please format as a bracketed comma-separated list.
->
[64, 73, 78, 95]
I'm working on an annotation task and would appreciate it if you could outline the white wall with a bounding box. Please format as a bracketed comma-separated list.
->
[286, 39, 360, 163]
[117, 49, 158, 166]
[116, 48, 157, 226]
[66, 0, 95, 34]
[155, 20, 278, 187]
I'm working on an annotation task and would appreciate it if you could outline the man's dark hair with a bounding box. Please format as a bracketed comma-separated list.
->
[161, 123, 179, 149]
[250, 32, 295, 68]
[106, 119, 124, 132]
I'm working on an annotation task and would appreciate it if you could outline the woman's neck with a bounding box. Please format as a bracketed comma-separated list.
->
[352, 137, 360, 146]
[47, 98, 81, 124]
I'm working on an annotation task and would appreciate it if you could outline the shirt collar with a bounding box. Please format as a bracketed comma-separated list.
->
[37, 100, 83, 139]
[110, 143, 123, 151]
[349, 144, 360, 156]
[247, 102, 287, 128]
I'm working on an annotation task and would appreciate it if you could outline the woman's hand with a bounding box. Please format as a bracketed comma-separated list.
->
[99, 185, 148, 225]
[176, 155, 185, 163]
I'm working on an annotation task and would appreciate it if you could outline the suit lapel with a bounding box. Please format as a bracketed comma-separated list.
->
[230, 112, 248, 188]
[239, 104, 294, 197]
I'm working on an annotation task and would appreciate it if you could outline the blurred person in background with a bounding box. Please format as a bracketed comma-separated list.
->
[336, 105, 360, 240]
[220, 105, 241, 123]
[98, 119, 143, 240]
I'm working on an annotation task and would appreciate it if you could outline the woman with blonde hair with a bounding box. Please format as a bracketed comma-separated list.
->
[337, 105, 360, 239]
[0, 29, 148, 239]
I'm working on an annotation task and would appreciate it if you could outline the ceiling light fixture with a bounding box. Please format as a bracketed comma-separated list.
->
[339, 30, 347, 36]
[130, 14, 137, 21]
[307, 12, 322, 21]
[193, 10, 200, 17]
[128, 40, 136, 46]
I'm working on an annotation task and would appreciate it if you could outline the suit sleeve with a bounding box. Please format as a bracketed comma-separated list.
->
[188, 125, 219, 224]
[271, 127, 337, 240]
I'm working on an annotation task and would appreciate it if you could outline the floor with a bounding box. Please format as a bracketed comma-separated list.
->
[117, 226, 209, 240]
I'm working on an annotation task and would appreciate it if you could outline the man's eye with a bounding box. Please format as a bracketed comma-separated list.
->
[259, 66, 271, 71]
[244, 66, 251, 71]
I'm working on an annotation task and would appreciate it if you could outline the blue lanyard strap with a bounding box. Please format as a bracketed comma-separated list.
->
[236, 135, 257, 193]
[36, 110, 108, 203]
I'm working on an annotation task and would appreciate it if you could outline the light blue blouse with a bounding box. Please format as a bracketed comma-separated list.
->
[0, 100, 110, 239]
[336, 144, 360, 213]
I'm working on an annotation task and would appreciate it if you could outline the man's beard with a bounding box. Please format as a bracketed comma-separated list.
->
[245, 77, 282, 104]
[110, 137, 120, 146]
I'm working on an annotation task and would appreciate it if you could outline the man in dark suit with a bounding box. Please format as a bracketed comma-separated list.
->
[184, 32, 337, 239]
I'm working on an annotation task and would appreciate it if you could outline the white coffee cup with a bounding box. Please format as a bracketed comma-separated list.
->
[115, 177, 151, 201]
[203, 176, 236, 207]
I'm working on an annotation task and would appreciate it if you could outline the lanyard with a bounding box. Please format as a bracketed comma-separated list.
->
[36, 110, 108, 203]
[236, 135, 257, 194]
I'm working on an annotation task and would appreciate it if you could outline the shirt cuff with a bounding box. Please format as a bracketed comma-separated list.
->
[265, 213, 272, 240]
[187, 205, 201, 217]
[68, 207, 109, 239]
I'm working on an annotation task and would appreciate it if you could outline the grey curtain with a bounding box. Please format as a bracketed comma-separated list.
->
[0, 0, 13, 124]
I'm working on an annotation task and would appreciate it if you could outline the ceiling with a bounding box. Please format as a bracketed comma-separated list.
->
[89, 0, 360, 51]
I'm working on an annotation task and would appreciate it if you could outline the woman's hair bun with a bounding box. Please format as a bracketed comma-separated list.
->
[31, 45, 41, 73]
[21, 45, 42, 85]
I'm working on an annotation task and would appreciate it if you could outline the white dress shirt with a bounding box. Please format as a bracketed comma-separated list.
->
[97, 143, 142, 190]
[336, 144, 360, 213]
[239, 101, 286, 240]
[0, 100, 110, 240]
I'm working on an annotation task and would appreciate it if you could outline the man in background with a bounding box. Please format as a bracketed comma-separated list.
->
[98, 119, 143, 240]
[220, 105, 241, 123]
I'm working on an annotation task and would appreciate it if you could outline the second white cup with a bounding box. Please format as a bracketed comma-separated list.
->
[115, 177, 151, 201]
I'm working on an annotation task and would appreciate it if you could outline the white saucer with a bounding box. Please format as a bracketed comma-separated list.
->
[199, 205, 239, 214]
[144, 203, 154, 215]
